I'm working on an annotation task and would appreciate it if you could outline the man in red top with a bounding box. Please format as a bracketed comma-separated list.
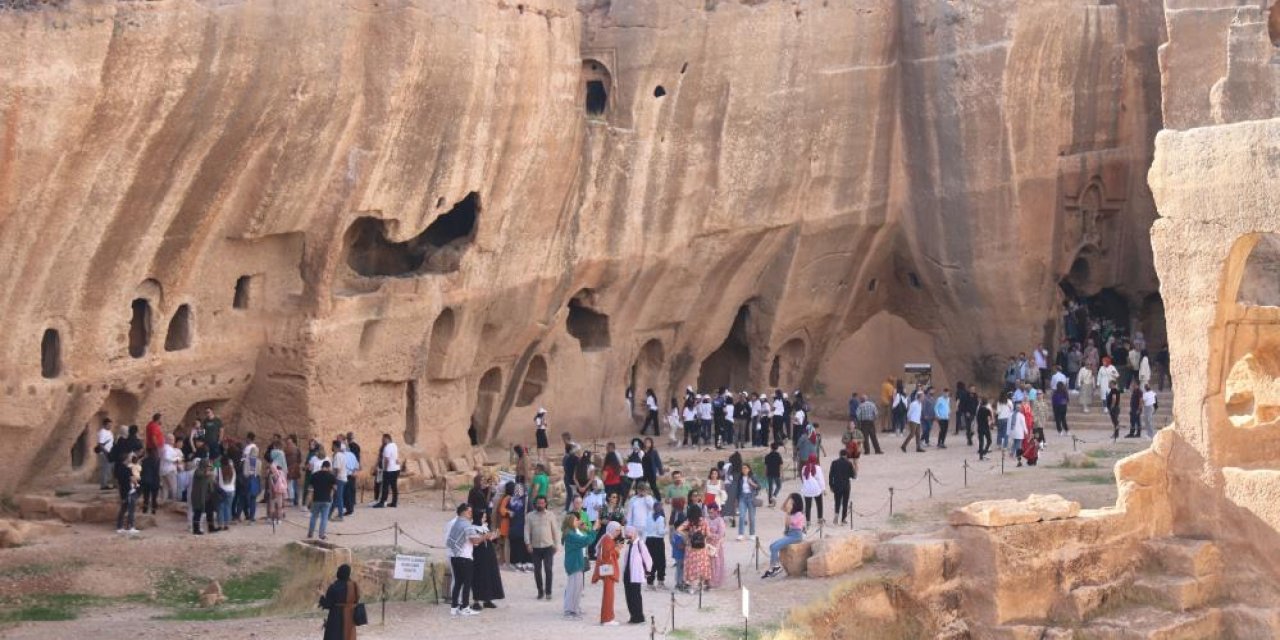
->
[144, 413, 165, 453]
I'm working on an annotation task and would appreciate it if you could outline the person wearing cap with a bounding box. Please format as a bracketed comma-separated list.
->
[534, 408, 549, 461]
[696, 395, 713, 447]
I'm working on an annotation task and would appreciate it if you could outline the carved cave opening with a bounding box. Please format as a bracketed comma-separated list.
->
[629, 339, 666, 409]
[654, 85, 667, 98]
[164, 304, 193, 352]
[567, 294, 611, 351]
[41, 328, 61, 379]
[427, 308, 456, 379]
[180, 399, 228, 434]
[1238, 233, 1280, 307]
[128, 298, 152, 358]
[699, 304, 753, 392]
[473, 367, 503, 444]
[233, 275, 252, 309]
[582, 60, 612, 118]
[516, 355, 549, 407]
[768, 338, 806, 389]
[344, 193, 480, 277]
[70, 424, 90, 469]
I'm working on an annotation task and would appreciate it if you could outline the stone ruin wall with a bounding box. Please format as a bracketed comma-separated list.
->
[0, 0, 1165, 493]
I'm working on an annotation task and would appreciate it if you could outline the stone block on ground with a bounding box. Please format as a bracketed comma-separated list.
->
[0, 518, 69, 548]
[17, 494, 52, 517]
[779, 541, 812, 576]
[877, 534, 955, 587]
[449, 457, 473, 473]
[1143, 538, 1221, 578]
[949, 494, 1080, 528]
[806, 530, 875, 577]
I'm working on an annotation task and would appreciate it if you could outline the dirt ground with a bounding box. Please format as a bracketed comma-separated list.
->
[0, 416, 1138, 640]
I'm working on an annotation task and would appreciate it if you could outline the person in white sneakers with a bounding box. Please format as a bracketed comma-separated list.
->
[446, 503, 484, 616]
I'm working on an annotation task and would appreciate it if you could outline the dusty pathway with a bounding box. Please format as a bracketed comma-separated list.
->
[0, 417, 1138, 640]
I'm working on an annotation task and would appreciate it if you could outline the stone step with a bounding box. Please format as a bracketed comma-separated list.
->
[1131, 574, 1219, 612]
[1144, 537, 1222, 578]
[1066, 576, 1132, 621]
[1078, 606, 1221, 640]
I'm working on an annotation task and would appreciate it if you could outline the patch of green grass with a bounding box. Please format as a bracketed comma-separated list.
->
[667, 630, 697, 640]
[160, 604, 270, 622]
[0, 562, 58, 580]
[223, 567, 283, 603]
[0, 593, 109, 622]
[1086, 448, 1129, 459]
[717, 622, 777, 639]
[151, 568, 201, 607]
[1061, 473, 1115, 485]
[887, 512, 913, 527]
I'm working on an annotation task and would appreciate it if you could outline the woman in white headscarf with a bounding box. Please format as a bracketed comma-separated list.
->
[622, 526, 653, 624]
[592, 521, 623, 625]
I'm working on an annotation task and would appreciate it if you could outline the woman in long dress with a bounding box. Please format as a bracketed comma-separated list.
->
[677, 506, 711, 591]
[506, 483, 532, 570]
[705, 503, 727, 588]
[318, 563, 361, 640]
[593, 521, 622, 625]
[469, 513, 505, 609]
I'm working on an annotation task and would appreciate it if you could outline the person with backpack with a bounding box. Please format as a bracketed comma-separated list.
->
[677, 506, 712, 592]
[828, 449, 856, 525]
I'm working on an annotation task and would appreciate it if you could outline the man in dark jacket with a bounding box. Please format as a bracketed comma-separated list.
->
[828, 450, 856, 525]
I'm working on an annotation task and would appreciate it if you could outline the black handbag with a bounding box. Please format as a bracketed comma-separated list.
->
[353, 602, 368, 626]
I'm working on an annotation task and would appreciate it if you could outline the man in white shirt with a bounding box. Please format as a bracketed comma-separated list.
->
[96, 418, 115, 490]
[1049, 367, 1069, 393]
[242, 432, 261, 523]
[1034, 346, 1049, 391]
[373, 433, 400, 508]
[159, 434, 182, 503]
[329, 440, 350, 520]
[901, 394, 924, 453]
[1141, 385, 1158, 439]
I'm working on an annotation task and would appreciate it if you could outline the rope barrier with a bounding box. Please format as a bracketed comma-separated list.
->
[395, 523, 448, 550]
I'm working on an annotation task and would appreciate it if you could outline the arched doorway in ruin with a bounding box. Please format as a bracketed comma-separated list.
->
[629, 339, 665, 414]
[768, 338, 807, 390]
[698, 305, 753, 392]
[472, 367, 503, 445]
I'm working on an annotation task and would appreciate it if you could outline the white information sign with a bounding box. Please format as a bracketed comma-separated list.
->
[393, 554, 427, 581]
[742, 587, 750, 618]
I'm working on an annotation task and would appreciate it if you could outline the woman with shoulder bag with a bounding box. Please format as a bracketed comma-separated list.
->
[593, 521, 622, 625]
[319, 563, 365, 640]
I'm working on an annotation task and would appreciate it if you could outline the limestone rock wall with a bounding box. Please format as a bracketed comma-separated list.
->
[0, 0, 1164, 492]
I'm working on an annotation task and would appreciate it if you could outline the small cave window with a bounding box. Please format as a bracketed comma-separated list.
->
[233, 275, 252, 309]
[1238, 233, 1280, 306]
[867, 278, 878, 292]
[41, 328, 61, 379]
[907, 272, 922, 289]
[654, 85, 667, 98]
[164, 304, 193, 352]
[586, 81, 608, 115]
[566, 295, 611, 351]
[516, 355, 549, 407]
[344, 192, 480, 277]
[128, 298, 152, 358]
[680, 62, 688, 74]
[427, 308, 457, 379]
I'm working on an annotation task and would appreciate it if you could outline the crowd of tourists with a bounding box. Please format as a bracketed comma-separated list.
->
[94, 408, 407, 539]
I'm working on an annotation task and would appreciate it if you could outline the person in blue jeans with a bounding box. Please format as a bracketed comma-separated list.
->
[763, 443, 784, 507]
[308, 461, 337, 540]
[736, 463, 761, 539]
[329, 440, 347, 521]
[761, 493, 806, 578]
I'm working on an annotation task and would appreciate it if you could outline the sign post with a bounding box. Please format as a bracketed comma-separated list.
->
[393, 554, 427, 603]
[742, 587, 750, 639]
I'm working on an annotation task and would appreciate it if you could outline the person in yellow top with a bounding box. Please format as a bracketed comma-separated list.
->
[880, 377, 897, 433]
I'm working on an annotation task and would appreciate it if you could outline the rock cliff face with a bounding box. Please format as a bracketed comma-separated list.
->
[0, 0, 1164, 491]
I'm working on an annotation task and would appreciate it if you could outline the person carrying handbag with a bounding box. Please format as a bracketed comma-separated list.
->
[593, 521, 623, 625]
[319, 563, 366, 640]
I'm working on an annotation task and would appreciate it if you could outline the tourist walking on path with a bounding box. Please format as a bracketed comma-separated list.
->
[1010, 404, 1029, 467]
[622, 526, 652, 624]
[799, 454, 825, 525]
[996, 392, 1013, 450]
[645, 504, 668, 588]
[307, 461, 336, 540]
[372, 434, 399, 508]
[1142, 384, 1158, 438]
[764, 444, 783, 506]
[1106, 381, 1123, 439]
[1127, 382, 1143, 438]
[641, 390, 660, 436]
[1077, 366, 1095, 413]
[1052, 382, 1071, 435]
[706, 504, 727, 588]
[855, 394, 882, 454]
[975, 398, 993, 460]
[934, 389, 951, 449]
[901, 392, 924, 452]
[318, 564, 362, 640]
[828, 449, 855, 525]
[890, 381, 908, 435]
[97, 418, 115, 490]
[736, 464, 760, 539]
[593, 521, 623, 625]
[761, 494, 805, 579]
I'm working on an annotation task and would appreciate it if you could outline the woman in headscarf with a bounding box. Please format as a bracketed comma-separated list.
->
[796, 424, 819, 465]
[621, 525, 652, 624]
[705, 503, 727, 588]
[318, 563, 361, 640]
[507, 482, 532, 571]
[799, 454, 824, 525]
[592, 521, 623, 625]
[469, 511, 504, 609]
[267, 460, 288, 526]
[561, 512, 593, 619]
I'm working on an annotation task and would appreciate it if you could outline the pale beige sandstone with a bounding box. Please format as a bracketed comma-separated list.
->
[0, 0, 1165, 494]
[804, 529, 876, 578]
[778, 540, 812, 577]
[946, 493, 1081, 528]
